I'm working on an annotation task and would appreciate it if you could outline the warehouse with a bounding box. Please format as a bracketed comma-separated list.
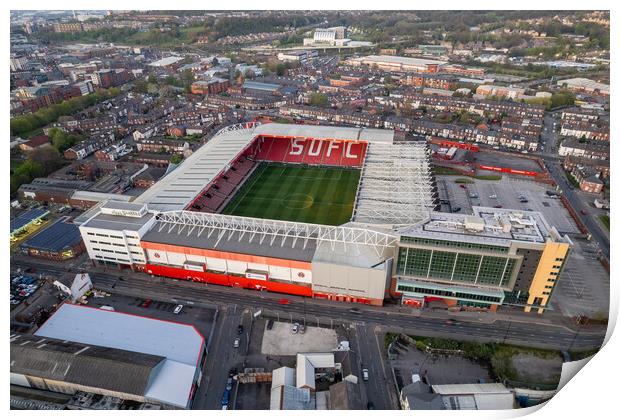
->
[22, 303, 206, 408]
[19, 218, 84, 260]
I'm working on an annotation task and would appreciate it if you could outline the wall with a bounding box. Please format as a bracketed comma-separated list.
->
[311, 261, 389, 305]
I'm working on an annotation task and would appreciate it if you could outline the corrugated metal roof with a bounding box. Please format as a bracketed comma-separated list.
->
[10, 334, 164, 396]
[36, 304, 203, 366]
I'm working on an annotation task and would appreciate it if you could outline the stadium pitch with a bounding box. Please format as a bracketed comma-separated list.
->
[222, 162, 361, 225]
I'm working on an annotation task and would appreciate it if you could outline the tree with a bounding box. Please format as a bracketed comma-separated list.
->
[133, 79, 149, 94]
[308, 93, 329, 108]
[170, 154, 183, 165]
[29, 147, 64, 174]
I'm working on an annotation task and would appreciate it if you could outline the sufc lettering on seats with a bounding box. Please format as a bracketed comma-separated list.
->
[289, 138, 360, 159]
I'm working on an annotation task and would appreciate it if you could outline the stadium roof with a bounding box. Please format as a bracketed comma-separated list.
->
[10, 208, 49, 233]
[150, 211, 399, 263]
[35, 303, 204, 408]
[135, 122, 395, 212]
[352, 142, 437, 225]
[20, 219, 82, 252]
[253, 123, 394, 144]
[134, 124, 259, 212]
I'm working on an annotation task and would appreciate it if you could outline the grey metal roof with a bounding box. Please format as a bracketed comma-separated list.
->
[142, 220, 317, 262]
[35, 304, 204, 366]
[10, 333, 164, 396]
[81, 211, 155, 232]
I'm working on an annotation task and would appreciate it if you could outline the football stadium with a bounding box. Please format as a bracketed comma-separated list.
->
[78, 123, 570, 312]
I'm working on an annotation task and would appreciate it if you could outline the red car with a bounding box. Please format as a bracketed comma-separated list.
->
[141, 299, 153, 308]
[279, 299, 290, 305]
[459, 185, 467, 189]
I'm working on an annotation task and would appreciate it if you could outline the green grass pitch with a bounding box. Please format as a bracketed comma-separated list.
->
[222, 162, 361, 225]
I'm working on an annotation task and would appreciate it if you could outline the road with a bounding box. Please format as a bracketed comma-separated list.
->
[538, 112, 609, 259]
[17, 259, 605, 352]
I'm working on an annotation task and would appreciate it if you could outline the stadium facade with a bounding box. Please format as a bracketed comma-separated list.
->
[78, 123, 570, 312]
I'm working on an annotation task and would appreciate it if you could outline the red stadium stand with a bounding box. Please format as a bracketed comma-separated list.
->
[256, 136, 367, 168]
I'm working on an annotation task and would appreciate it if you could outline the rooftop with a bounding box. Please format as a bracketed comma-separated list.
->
[352, 55, 447, 66]
[148, 56, 183, 67]
[34, 303, 204, 408]
[399, 207, 562, 247]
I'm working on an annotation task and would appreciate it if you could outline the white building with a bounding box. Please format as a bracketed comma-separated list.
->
[78, 201, 156, 268]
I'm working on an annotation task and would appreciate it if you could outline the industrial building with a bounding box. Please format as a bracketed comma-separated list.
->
[11, 303, 206, 409]
[346, 55, 447, 73]
[76, 123, 570, 312]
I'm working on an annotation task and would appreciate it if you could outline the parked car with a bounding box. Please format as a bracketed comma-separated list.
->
[267, 319, 275, 330]
[141, 299, 153, 308]
[279, 298, 290, 305]
[173, 304, 183, 314]
[580, 210, 588, 215]
[299, 324, 306, 334]
[494, 205, 503, 208]
[367, 401, 375, 410]
[237, 325, 244, 334]
[362, 368, 369, 381]
[233, 338, 240, 348]
[452, 207, 461, 213]
[221, 389, 230, 406]
[292, 323, 299, 334]
[226, 377, 234, 391]
[459, 184, 467, 189]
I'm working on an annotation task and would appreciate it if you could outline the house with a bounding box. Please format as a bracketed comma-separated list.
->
[19, 135, 51, 152]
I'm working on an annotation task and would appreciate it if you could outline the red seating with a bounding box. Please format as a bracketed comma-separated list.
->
[302, 139, 328, 165]
[255, 136, 366, 168]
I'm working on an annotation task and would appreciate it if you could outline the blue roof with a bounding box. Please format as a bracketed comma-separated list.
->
[10, 209, 49, 233]
[20, 219, 82, 252]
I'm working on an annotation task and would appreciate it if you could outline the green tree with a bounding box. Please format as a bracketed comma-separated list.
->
[308, 93, 329, 108]
[170, 154, 183, 165]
